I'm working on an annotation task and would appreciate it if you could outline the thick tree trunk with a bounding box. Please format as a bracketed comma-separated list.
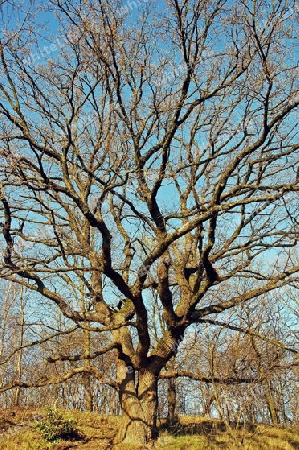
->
[114, 361, 158, 446]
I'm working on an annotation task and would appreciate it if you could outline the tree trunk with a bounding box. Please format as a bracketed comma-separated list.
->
[264, 382, 278, 425]
[166, 358, 178, 426]
[114, 361, 158, 446]
[83, 373, 93, 412]
[166, 377, 178, 427]
[83, 327, 93, 412]
[14, 285, 25, 407]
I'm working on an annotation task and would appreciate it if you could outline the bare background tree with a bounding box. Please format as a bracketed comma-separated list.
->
[0, 0, 298, 446]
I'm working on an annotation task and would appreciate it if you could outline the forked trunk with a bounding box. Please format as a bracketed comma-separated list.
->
[114, 362, 158, 447]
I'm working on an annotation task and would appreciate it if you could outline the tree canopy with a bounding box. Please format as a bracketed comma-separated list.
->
[0, 0, 298, 445]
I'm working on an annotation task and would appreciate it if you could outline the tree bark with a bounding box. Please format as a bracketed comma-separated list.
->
[166, 357, 178, 426]
[83, 328, 93, 412]
[114, 361, 158, 446]
[14, 285, 25, 407]
[264, 382, 279, 425]
[166, 376, 178, 427]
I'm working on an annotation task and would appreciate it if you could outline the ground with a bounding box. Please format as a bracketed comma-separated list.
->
[0, 407, 298, 449]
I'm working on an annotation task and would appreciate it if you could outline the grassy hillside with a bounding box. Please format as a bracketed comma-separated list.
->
[0, 407, 298, 450]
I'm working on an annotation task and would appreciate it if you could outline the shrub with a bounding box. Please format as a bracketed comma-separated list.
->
[34, 407, 78, 443]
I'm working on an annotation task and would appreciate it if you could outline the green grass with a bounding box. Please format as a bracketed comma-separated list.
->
[0, 407, 298, 449]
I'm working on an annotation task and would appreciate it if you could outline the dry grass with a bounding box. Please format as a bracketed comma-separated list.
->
[155, 417, 299, 450]
[0, 407, 298, 450]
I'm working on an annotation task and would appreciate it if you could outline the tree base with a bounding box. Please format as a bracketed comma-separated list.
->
[113, 415, 155, 448]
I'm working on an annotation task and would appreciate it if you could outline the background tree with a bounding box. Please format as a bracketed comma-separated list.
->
[0, 0, 298, 446]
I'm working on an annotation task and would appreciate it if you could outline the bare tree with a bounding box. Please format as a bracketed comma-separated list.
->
[160, 295, 299, 426]
[0, 0, 298, 445]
